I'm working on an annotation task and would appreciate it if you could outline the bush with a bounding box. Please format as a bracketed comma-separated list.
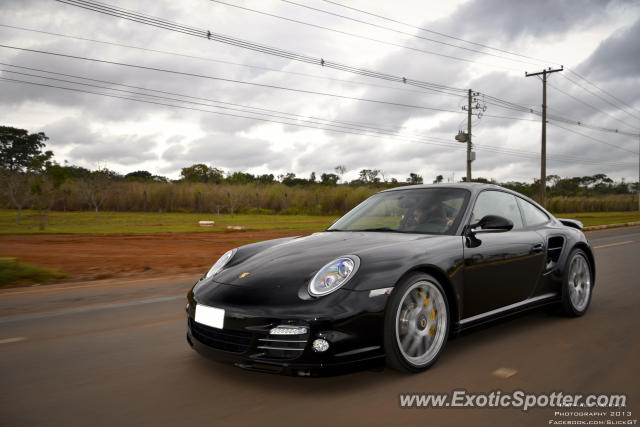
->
[1, 179, 636, 215]
[0, 257, 67, 287]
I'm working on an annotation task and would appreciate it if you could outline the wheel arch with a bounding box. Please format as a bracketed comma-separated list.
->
[394, 265, 460, 335]
[572, 242, 596, 286]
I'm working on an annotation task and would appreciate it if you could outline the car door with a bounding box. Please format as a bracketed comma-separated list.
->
[462, 190, 546, 319]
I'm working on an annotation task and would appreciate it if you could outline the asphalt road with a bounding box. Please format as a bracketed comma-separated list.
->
[1, 227, 639, 427]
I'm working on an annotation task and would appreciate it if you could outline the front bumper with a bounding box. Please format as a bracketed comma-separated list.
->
[185, 286, 389, 376]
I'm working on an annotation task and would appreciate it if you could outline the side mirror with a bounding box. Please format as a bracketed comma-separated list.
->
[468, 215, 513, 234]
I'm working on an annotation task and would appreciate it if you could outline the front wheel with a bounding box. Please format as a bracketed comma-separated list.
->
[384, 273, 449, 373]
[560, 248, 593, 317]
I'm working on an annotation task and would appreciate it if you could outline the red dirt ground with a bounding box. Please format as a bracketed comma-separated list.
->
[0, 230, 307, 284]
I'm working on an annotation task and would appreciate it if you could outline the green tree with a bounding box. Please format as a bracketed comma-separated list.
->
[280, 172, 308, 186]
[256, 174, 275, 184]
[1, 171, 34, 224]
[80, 168, 119, 216]
[433, 174, 443, 184]
[406, 173, 423, 185]
[125, 170, 153, 181]
[358, 169, 381, 184]
[180, 164, 224, 183]
[62, 164, 91, 180]
[30, 172, 59, 230]
[320, 173, 339, 185]
[226, 171, 256, 185]
[334, 165, 347, 183]
[0, 126, 54, 223]
[0, 126, 53, 172]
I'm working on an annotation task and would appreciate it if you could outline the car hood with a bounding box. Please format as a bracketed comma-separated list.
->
[211, 231, 439, 290]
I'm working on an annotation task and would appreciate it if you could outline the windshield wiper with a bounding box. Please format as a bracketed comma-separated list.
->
[352, 227, 398, 232]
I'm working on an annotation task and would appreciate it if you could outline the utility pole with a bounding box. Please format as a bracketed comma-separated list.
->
[455, 90, 484, 182]
[467, 89, 472, 182]
[526, 66, 563, 207]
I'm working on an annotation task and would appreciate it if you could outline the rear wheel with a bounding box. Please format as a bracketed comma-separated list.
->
[561, 248, 593, 316]
[384, 273, 449, 373]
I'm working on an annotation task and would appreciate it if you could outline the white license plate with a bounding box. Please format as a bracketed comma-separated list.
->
[194, 304, 225, 329]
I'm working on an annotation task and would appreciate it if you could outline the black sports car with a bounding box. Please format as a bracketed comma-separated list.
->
[186, 183, 594, 376]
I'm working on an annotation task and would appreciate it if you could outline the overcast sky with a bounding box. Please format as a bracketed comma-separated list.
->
[1, 0, 639, 183]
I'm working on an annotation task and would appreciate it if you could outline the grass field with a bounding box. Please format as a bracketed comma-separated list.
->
[0, 257, 67, 287]
[0, 209, 638, 234]
[0, 209, 339, 234]
[560, 211, 640, 227]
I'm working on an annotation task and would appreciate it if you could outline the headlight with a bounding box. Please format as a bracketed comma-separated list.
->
[308, 255, 359, 296]
[205, 249, 236, 279]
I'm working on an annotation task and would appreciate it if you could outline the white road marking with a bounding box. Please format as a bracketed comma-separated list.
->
[492, 367, 517, 379]
[0, 337, 26, 345]
[593, 240, 635, 249]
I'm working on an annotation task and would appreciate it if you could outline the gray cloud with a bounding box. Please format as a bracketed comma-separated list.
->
[433, 0, 622, 42]
[578, 17, 640, 81]
[37, 117, 159, 166]
[161, 132, 290, 172]
[0, 0, 637, 183]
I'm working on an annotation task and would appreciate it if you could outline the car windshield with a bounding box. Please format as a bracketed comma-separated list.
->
[328, 188, 470, 235]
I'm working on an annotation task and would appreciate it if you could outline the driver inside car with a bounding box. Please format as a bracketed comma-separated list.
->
[401, 199, 452, 233]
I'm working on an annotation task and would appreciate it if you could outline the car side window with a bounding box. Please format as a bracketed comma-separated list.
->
[518, 198, 549, 227]
[471, 191, 523, 230]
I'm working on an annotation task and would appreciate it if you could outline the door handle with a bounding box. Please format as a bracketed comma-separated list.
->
[531, 243, 544, 253]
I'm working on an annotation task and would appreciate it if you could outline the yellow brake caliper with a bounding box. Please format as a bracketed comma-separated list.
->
[429, 304, 436, 336]
[419, 290, 436, 336]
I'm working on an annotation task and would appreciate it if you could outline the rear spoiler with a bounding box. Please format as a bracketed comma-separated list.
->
[558, 218, 583, 230]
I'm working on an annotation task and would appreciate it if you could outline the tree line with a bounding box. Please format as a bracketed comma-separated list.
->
[1, 125, 638, 228]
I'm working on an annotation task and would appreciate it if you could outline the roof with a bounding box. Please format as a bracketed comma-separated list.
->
[381, 182, 502, 193]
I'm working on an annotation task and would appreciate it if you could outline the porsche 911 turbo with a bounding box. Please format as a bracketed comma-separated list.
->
[186, 183, 595, 376]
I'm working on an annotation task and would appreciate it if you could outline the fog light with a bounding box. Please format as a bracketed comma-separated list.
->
[270, 326, 308, 335]
[312, 338, 329, 352]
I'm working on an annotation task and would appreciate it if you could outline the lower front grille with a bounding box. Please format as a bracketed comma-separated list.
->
[257, 335, 308, 360]
[189, 318, 252, 354]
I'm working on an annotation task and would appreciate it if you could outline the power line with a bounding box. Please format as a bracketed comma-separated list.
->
[0, 64, 459, 140]
[319, 0, 640, 125]
[0, 74, 617, 167]
[0, 63, 565, 157]
[481, 114, 539, 122]
[0, 76, 515, 162]
[275, 0, 542, 67]
[546, 80, 639, 131]
[206, 0, 521, 72]
[318, 0, 554, 66]
[559, 72, 640, 122]
[566, 69, 640, 116]
[53, 0, 468, 94]
[481, 92, 640, 137]
[548, 121, 638, 155]
[320, 0, 640, 130]
[0, 64, 525, 153]
[18, 0, 640, 168]
[5, 40, 631, 147]
[60, 0, 638, 130]
[0, 23, 467, 100]
[0, 43, 466, 114]
[1, 71, 633, 168]
[52, 0, 640, 138]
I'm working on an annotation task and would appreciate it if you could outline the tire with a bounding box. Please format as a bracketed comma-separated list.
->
[560, 248, 593, 317]
[384, 273, 450, 373]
